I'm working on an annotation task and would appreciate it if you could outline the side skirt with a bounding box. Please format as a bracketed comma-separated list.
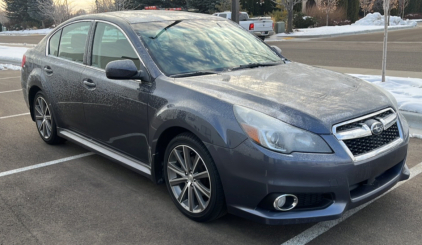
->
[57, 128, 152, 177]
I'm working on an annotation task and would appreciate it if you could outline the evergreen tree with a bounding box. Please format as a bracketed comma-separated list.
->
[4, 0, 35, 28]
[347, 0, 359, 22]
[186, 0, 218, 13]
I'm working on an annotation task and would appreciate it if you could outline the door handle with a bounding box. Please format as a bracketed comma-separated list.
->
[44, 66, 53, 75]
[83, 79, 96, 88]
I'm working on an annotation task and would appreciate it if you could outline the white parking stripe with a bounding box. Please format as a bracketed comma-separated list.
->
[281, 162, 422, 245]
[0, 89, 22, 94]
[0, 112, 30, 119]
[0, 76, 20, 80]
[0, 153, 94, 178]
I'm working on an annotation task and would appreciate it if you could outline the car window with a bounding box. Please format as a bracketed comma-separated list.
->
[132, 20, 282, 76]
[49, 29, 62, 56]
[219, 14, 227, 18]
[58, 22, 91, 63]
[239, 13, 248, 21]
[91, 22, 140, 70]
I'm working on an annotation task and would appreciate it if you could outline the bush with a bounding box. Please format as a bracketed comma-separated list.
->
[270, 9, 288, 23]
[306, 6, 348, 26]
[293, 12, 316, 28]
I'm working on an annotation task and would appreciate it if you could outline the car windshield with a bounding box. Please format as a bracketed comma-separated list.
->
[132, 20, 283, 77]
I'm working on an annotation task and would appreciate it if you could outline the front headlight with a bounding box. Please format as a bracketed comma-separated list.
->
[233, 105, 332, 154]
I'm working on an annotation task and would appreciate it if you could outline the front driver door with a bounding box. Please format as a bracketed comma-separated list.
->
[82, 21, 152, 164]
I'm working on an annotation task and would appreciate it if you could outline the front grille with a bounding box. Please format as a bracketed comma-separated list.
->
[343, 123, 400, 156]
[336, 110, 394, 133]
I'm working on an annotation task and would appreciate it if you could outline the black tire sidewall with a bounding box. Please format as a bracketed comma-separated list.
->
[163, 134, 223, 221]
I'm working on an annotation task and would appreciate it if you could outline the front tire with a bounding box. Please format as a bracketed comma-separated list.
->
[164, 133, 226, 222]
[33, 91, 64, 145]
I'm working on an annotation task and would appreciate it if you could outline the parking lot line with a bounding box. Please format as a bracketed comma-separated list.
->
[0, 76, 20, 80]
[0, 89, 22, 94]
[0, 152, 94, 178]
[281, 161, 422, 245]
[0, 112, 30, 119]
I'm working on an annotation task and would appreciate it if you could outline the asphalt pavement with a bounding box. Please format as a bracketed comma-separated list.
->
[1, 70, 422, 244]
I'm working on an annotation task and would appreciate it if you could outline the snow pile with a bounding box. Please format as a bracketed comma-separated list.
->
[0, 64, 21, 70]
[350, 74, 422, 114]
[410, 134, 422, 139]
[0, 46, 28, 64]
[0, 28, 53, 35]
[353, 12, 417, 27]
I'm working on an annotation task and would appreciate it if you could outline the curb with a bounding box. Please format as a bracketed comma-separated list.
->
[400, 110, 422, 135]
[272, 25, 417, 39]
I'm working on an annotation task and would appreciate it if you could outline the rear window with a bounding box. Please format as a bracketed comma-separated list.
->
[49, 30, 62, 56]
[58, 22, 91, 63]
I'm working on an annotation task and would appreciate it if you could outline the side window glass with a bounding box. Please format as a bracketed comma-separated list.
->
[92, 22, 140, 70]
[220, 14, 227, 18]
[58, 22, 91, 63]
[49, 30, 62, 56]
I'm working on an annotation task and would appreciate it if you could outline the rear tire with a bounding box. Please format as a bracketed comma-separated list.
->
[33, 91, 64, 145]
[164, 133, 226, 222]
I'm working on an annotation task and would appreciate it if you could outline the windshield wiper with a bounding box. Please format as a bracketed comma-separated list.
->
[230, 62, 281, 71]
[149, 20, 182, 39]
[170, 71, 219, 78]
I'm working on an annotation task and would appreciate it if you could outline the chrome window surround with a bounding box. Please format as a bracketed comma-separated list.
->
[45, 19, 149, 76]
[45, 20, 93, 67]
[332, 108, 403, 162]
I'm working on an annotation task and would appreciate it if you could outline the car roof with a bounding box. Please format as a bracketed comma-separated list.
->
[78, 10, 223, 24]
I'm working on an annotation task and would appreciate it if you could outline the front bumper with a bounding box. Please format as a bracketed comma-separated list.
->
[205, 131, 410, 225]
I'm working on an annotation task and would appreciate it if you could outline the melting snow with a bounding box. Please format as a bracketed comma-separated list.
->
[0, 28, 53, 35]
[349, 74, 422, 114]
[0, 64, 21, 70]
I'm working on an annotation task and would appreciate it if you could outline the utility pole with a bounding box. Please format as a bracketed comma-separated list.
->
[381, 0, 390, 82]
[232, 0, 240, 24]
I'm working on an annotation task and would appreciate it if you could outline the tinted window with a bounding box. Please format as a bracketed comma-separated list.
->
[239, 13, 248, 21]
[58, 22, 91, 63]
[132, 20, 282, 76]
[92, 23, 140, 70]
[219, 14, 227, 18]
[49, 30, 61, 56]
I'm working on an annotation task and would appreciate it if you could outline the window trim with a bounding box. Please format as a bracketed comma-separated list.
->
[45, 20, 93, 67]
[87, 20, 147, 72]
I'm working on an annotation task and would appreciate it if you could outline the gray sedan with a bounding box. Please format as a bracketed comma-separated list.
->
[21, 10, 410, 225]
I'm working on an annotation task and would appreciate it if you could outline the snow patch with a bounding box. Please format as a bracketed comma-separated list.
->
[276, 12, 416, 37]
[0, 64, 21, 70]
[0, 46, 28, 64]
[349, 74, 422, 114]
[0, 28, 53, 35]
[410, 134, 422, 139]
[353, 12, 417, 27]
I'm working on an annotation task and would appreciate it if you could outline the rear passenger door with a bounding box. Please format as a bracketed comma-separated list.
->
[82, 21, 151, 164]
[44, 21, 92, 134]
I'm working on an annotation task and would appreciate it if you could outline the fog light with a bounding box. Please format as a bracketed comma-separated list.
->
[273, 194, 298, 211]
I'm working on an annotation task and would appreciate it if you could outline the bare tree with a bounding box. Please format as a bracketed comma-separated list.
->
[359, 0, 374, 16]
[398, 0, 409, 18]
[37, 0, 73, 26]
[315, 0, 339, 26]
[387, 0, 398, 25]
[91, 0, 137, 13]
[272, 0, 302, 33]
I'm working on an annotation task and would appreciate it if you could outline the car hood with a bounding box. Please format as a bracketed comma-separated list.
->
[173, 62, 396, 134]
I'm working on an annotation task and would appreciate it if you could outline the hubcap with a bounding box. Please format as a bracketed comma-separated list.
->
[167, 145, 211, 213]
[35, 97, 52, 139]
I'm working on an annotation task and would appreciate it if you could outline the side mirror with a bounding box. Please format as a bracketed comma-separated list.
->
[105, 59, 149, 81]
[271, 46, 282, 55]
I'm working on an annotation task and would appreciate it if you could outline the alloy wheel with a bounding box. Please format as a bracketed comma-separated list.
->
[35, 97, 53, 139]
[167, 145, 211, 213]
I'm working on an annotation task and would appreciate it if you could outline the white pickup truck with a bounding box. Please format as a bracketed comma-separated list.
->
[213, 12, 274, 40]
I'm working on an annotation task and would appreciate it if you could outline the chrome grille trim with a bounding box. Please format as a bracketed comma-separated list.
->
[332, 108, 403, 162]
